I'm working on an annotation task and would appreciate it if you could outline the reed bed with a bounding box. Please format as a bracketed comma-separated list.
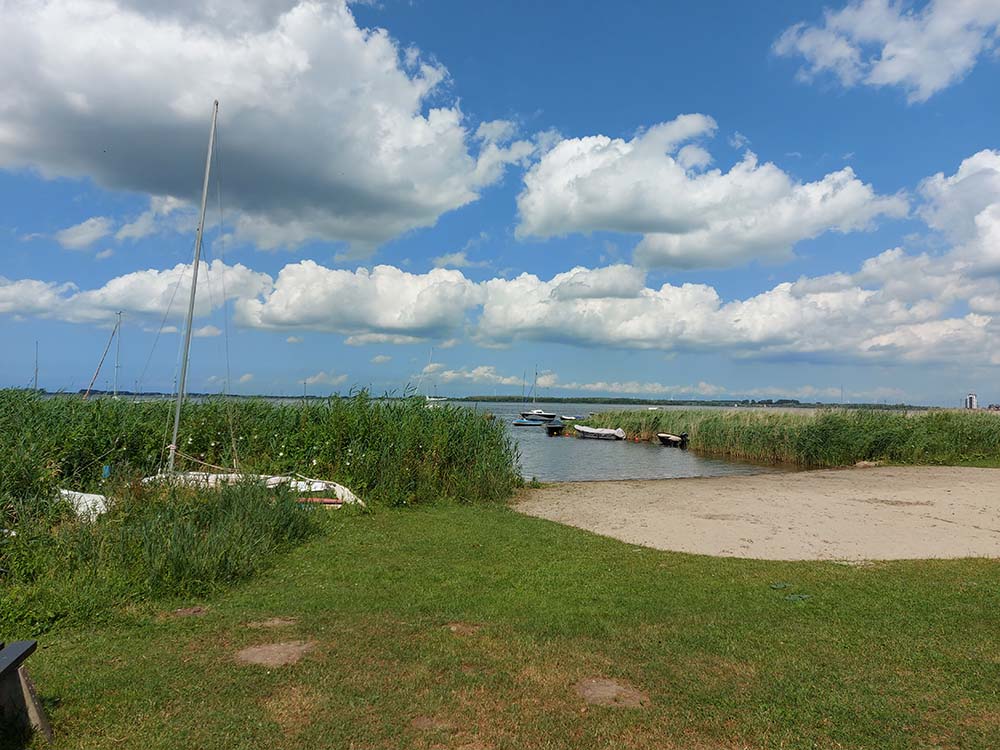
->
[0, 389, 521, 506]
[582, 408, 1000, 467]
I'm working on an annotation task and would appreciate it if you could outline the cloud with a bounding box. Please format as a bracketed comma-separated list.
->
[95, 248, 114, 260]
[0, 259, 270, 324]
[516, 114, 907, 268]
[729, 131, 750, 149]
[235, 261, 483, 341]
[431, 251, 489, 269]
[193, 324, 222, 337]
[0, 0, 535, 254]
[775, 0, 1000, 103]
[918, 149, 1000, 270]
[555, 379, 728, 397]
[433, 365, 523, 386]
[6, 145, 1000, 368]
[286, 335, 302, 344]
[55, 217, 114, 249]
[238, 373, 254, 383]
[304, 370, 348, 387]
[475, 119, 517, 144]
[370, 354, 391, 364]
[476, 249, 1000, 365]
[116, 196, 188, 242]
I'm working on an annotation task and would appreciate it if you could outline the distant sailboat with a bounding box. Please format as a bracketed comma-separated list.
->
[519, 366, 555, 421]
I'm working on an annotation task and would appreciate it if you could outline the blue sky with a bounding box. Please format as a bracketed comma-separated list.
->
[2, 0, 1000, 405]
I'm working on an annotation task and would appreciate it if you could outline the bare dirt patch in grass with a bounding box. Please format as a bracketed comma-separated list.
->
[410, 715, 456, 732]
[171, 606, 208, 618]
[446, 622, 482, 636]
[235, 640, 316, 667]
[247, 617, 299, 629]
[263, 684, 319, 735]
[574, 677, 650, 708]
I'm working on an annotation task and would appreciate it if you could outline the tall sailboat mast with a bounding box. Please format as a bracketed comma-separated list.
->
[168, 100, 219, 473]
[33, 341, 38, 391]
[113, 310, 122, 397]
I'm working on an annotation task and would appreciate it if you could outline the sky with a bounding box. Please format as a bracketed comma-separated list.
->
[1, 0, 999, 405]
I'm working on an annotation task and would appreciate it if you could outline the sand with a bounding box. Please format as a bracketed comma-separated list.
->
[515, 466, 1000, 561]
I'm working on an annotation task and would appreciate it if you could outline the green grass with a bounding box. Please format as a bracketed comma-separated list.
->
[18, 504, 1000, 750]
[0, 389, 521, 505]
[583, 407, 1000, 467]
[0, 481, 320, 636]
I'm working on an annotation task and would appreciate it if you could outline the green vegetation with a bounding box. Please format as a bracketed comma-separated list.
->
[0, 481, 318, 636]
[583, 407, 1000, 467]
[0, 389, 520, 505]
[21, 505, 1000, 749]
[0, 389, 520, 636]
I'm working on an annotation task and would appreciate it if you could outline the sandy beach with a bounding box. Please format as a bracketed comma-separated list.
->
[516, 466, 1000, 561]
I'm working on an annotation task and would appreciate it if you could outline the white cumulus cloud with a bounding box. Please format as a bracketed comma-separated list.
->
[775, 0, 1000, 103]
[516, 114, 907, 268]
[55, 217, 114, 249]
[0, 0, 535, 254]
[235, 261, 483, 340]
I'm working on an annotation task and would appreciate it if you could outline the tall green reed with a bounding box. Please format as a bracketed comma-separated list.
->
[0, 389, 522, 506]
[583, 408, 1000, 467]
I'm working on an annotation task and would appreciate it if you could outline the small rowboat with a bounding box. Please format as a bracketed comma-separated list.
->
[512, 418, 545, 427]
[657, 432, 689, 449]
[574, 425, 626, 440]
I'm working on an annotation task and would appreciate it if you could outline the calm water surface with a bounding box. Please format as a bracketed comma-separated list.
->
[462, 401, 783, 482]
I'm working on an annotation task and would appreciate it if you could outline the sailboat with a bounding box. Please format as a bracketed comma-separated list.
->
[61, 101, 363, 516]
[519, 367, 555, 421]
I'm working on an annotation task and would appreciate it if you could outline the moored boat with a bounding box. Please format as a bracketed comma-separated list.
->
[520, 409, 557, 421]
[657, 432, 689, 448]
[574, 425, 626, 440]
[512, 418, 546, 427]
[560, 414, 584, 421]
[545, 419, 565, 436]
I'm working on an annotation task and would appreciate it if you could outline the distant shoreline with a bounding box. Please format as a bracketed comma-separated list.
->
[9, 387, 954, 410]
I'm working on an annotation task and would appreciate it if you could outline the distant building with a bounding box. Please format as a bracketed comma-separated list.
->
[965, 393, 978, 410]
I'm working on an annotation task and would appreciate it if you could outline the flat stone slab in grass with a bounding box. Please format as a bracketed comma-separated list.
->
[574, 677, 650, 708]
[236, 640, 316, 667]
[248, 617, 299, 629]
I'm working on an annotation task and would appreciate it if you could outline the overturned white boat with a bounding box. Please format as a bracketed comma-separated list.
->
[574, 425, 626, 441]
[61, 471, 363, 519]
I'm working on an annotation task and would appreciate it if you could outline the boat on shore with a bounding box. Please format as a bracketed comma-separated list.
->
[520, 409, 557, 421]
[545, 419, 565, 436]
[574, 425, 626, 440]
[657, 432, 689, 448]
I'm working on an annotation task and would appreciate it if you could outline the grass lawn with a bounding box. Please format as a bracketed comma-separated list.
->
[22, 503, 1000, 750]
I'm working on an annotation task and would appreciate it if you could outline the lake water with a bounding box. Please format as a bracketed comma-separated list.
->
[460, 401, 783, 483]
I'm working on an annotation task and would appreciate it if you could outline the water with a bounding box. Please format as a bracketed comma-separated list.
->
[464, 401, 784, 482]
